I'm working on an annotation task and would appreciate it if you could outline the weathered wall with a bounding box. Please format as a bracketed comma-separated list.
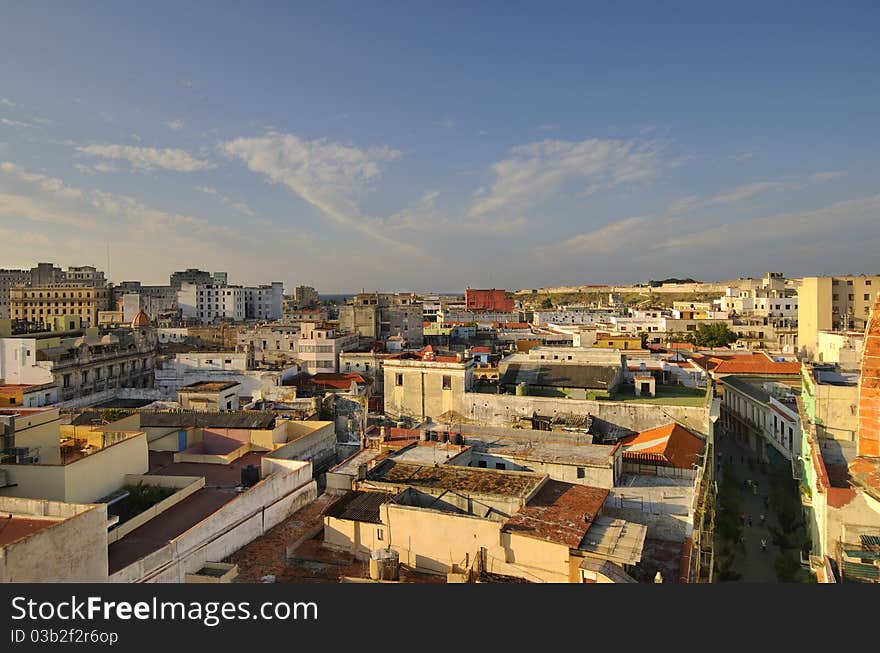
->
[461, 392, 710, 436]
[110, 467, 316, 583]
[0, 500, 108, 582]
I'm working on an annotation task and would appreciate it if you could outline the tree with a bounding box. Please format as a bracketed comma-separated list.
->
[687, 323, 738, 348]
[539, 297, 553, 309]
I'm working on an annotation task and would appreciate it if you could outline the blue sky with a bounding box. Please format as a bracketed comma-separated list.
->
[1, 1, 878, 292]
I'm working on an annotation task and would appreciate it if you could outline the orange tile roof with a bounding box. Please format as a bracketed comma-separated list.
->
[712, 358, 801, 375]
[619, 423, 706, 469]
[308, 373, 366, 390]
[501, 480, 609, 548]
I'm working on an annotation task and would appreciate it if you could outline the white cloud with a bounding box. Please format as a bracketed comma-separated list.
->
[538, 123, 560, 131]
[433, 118, 455, 129]
[0, 98, 15, 108]
[809, 170, 847, 183]
[0, 117, 34, 128]
[220, 132, 421, 254]
[77, 144, 215, 172]
[534, 216, 651, 260]
[469, 138, 665, 217]
[195, 185, 256, 217]
[167, 119, 184, 131]
[729, 152, 755, 162]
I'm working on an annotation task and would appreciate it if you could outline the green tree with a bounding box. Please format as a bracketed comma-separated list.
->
[539, 297, 553, 309]
[687, 323, 738, 348]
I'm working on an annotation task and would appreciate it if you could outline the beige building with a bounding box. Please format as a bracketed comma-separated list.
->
[0, 496, 109, 582]
[383, 347, 474, 422]
[325, 461, 647, 583]
[177, 381, 241, 411]
[798, 275, 880, 359]
[10, 284, 112, 328]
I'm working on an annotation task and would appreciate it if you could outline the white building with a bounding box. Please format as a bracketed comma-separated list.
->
[717, 287, 798, 319]
[178, 282, 283, 323]
[239, 322, 359, 374]
[530, 310, 612, 326]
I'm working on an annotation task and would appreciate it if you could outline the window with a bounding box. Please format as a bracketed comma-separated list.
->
[865, 294, 870, 301]
[833, 294, 839, 301]
[81, 371, 88, 384]
[495, 462, 506, 470]
[9, 398, 15, 405]
[377, 529, 384, 541]
[866, 280, 872, 286]
[848, 294, 854, 301]
[441, 375, 452, 390]
[395, 373, 404, 387]
[477, 460, 487, 468]
[577, 467, 585, 479]
[224, 359, 232, 364]
[686, 324, 697, 331]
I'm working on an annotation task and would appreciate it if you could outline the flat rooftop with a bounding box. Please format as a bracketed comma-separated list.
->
[108, 451, 268, 573]
[389, 442, 470, 465]
[0, 516, 61, 548]
[329, 448, 384, 476]
[366, 459, 545, 499]
[178, 381, 240, 393]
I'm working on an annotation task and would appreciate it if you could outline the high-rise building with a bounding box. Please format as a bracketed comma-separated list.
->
[798, 275, 880, 358]
[293, 285, 319, 308]
[9, 284, 112, 328]
[170, 269, 227, 289]
[0, 269, 31, 319]
[465, 287, 514, 312]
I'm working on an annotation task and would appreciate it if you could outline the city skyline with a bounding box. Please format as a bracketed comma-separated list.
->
[2, 2, 879, 292]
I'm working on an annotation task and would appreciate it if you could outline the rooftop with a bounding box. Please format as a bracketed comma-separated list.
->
[620, 423, 706, 470]
[108, 451, 267, 573]
[366, 459, 545, 499]
[324, 490, 391, 524]
[500, 362, 620, 389]
[501, 480, 609, 548]
[0, 516, 61, 548]
[177, 381, 240, 393]
[69, 409, 277, 430]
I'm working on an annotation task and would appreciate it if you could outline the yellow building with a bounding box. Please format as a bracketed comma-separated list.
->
[10, 284, 112, 328]
[798, 275, 880, 359]
[594, 336, 643, 350]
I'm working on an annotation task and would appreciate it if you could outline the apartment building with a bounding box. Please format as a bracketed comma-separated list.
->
[178, 282, 283, 323]
[798, 275, 880, 359]
[9, 284, 112, 328]
[0, 268, 31, 319]
[383, 347, 474, 422]
[0, 328, 156, 402]
[339, 292, 423, 347]
[169, 268, 227, 288]
[239, 322, 358, 374]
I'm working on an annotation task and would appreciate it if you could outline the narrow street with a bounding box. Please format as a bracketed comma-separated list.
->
[713, 424, 808, 582]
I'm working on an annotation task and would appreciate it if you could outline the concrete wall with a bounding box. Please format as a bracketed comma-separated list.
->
[384, 362, 471, 421]
[457, 451, 615, 489]
[110, 462, 316, 583]
[10, 411, 63, 464]
[107, 475, 205, 544]
[0, 432, 148, 502]
[269, 422, 336, 470]
[462, 391, 710, 436]
[0, 498, 109, 582]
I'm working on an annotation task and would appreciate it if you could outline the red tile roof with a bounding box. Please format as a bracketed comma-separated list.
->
[470, 346, 491, 354]
[501, 480, 609, 548]
[619, 423, 706, 469]
[690, 352, 801, 375]
[308, 373, 366, 390]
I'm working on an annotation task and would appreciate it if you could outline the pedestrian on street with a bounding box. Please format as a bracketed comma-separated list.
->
[748, 516, 753, 527]
[761, 539, 767, 551]
[760, 514, 765, 524]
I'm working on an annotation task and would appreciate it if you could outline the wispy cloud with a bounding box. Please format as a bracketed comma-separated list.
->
[220, 132, 422, 255]
[809, 170, 847, 183]
[385, 190, 527, 235]
[433, 118, 455, 129]
[469, 137, 666, 217]
[729, 152, 755, 162]
[538, 123, 559, 132]
[195, 185, 255, 217]
[1, 117, 34, 129]
[0, 98, 15, 108]
[534, 216, 651, 260]
[167, 119, 185, 131]
[77, 144, 215, 172]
